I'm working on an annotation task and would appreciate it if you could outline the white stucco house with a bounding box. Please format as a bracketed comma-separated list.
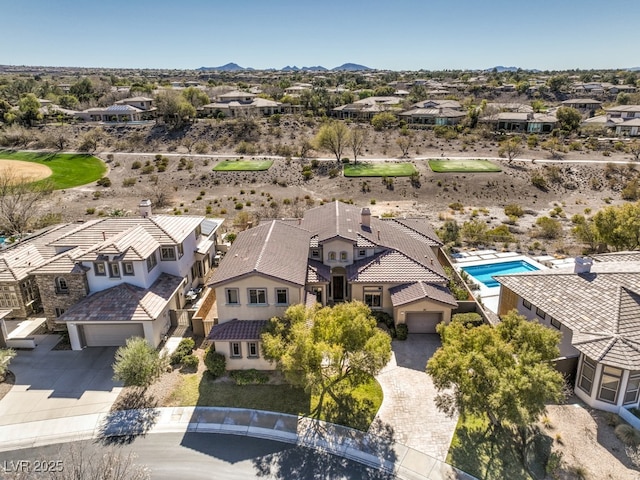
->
[495, 253, 640, 413]
[207, 201, 457, 370]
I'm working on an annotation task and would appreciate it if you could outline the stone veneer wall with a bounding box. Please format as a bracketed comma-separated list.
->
[35, 273, 89, 330]
[0, 281, 28, 318]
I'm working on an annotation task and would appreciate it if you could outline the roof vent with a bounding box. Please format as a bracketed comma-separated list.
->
[574, 256, 593, 274]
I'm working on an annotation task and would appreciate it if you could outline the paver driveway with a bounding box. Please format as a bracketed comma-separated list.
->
[0, 334, 122, 426]
[374, 334, 458, 461]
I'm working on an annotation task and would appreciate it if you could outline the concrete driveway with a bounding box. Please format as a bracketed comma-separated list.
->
[0, 334, 123, 426]
[374, 334, 458, 461]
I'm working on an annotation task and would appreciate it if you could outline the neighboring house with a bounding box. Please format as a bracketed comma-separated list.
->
[0, 202, 224, 350]
[581, 105, 640, 136]
[332, 96, 402, 120]
[480, 112, 557, 133]
[200, 91, 290, 118]
[560, 98, 603, 113]
[495, 255, 640, 413]
[207, 201, 457, 370]
[74, 97, 155, 122]
[399, 100, 465, 126]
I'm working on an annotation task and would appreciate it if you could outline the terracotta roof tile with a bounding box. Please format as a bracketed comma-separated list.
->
[389, 282, 458, 307]
[207, 319, 268, 341]
[347, 251, 444, 283]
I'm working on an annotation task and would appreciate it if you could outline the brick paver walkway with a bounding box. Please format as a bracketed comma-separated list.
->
[374, 334, 459, 461]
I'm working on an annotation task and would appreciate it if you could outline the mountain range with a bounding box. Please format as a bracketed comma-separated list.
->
[197, 62, 372, 72]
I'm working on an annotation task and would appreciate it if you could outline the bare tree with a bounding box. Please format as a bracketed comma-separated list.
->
[0, 170, 54, 235]
[396, 134, 414, 158]
[628, 140, 640, 162]
[348, 127, 368, 164]
[146, 182, 172, 209]
[498, 137, 523, 163]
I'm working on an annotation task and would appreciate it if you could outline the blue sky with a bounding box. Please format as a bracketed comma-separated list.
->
[2, 0, 638, 71]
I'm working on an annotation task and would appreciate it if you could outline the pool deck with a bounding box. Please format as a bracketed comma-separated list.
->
[452, 251, 549, 313]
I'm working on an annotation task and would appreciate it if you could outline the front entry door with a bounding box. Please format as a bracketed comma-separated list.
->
[332, 276, 344, 301]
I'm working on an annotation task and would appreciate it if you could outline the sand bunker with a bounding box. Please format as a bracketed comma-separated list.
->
[0, 159, 53, 182]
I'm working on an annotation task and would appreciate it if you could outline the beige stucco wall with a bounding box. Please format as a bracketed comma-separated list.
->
[322, 239, 355, 266]
[214, 341, 275, 370]
[351, 283, 394, 316]
[393, 299, 453, 326]
[215, 275, 303, 322]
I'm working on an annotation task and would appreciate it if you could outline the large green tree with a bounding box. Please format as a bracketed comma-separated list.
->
[314, 120, 351, 162]
[556, 106, 582, 133]
[593, 202, 640, 251]
[261, 302, 391, 416]
[155, 90, 196, 127]
[112, 337, 168, 388]
[427, 310, 564, 431]
[18, 93, 43, 126]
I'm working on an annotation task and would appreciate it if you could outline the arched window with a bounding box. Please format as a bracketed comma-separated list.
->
[340, 251, 348, 261]
[55, 277, 68, 294]
[329, 252, 336, 261]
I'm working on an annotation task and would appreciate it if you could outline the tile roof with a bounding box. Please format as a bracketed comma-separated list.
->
[58, 273, 182, 323]
[594, 252, 640, 263]
[347, 251, 445, 283]
[307, 260, 330, 283]
[207, 319, 268, 341]
[389, 282, 458, 307]
[30, 247, 87, 275]
[387, 218, 442, 247]
[75, 225, 159, 261]
[496, 262, 640, 368]
[210, 220, 311, 287]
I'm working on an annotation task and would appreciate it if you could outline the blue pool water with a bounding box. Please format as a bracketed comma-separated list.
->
[461, 260, 539, 288]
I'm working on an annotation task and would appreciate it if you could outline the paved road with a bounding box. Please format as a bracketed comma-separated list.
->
[0, 432, 392, 480]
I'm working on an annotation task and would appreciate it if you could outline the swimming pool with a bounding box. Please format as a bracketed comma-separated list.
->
[461, 260, 539, 288]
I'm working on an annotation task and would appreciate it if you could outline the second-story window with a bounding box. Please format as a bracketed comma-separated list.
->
[340, 251, 348, 261]
[177, 243, 184, 259]
[123, 262, 134, 276]
[55, 277, 68, 294]
[94, 262, 106, 276]
[147, 253, 157, 272]
[109, 263, 120, 278]
[161, 247, 176, 261]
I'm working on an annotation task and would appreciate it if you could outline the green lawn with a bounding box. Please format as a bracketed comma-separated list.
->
[0, 150, 107, 189]
[166, 372, 383, 431]
[428, 159, 502, 173]
[213, 159, 274, 171]
[343, 162, 417, 177]
[447, 415, 551, 479]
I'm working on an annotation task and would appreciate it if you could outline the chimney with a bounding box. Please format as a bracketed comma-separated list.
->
[574, 256, 593, 274]
[361, 207, 371, 228]
[139, 199, 152, 218]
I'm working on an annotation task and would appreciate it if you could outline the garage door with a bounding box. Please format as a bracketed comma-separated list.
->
[405, 312, 442, 334]
[82, 323, 145, 347]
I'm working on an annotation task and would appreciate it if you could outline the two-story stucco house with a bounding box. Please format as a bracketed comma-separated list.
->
[495, 254, 640, 413]
[0, 201, 223, 350]
[207, 201, 457, 370]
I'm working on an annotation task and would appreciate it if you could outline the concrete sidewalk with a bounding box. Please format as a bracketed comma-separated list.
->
[0, 406, 475, 480]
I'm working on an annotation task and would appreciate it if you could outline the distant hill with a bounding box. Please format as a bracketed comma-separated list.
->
[628, 67, 640, 72]
[281, 65, 328, 72]
[331, 63, 372, 71]
[487, 66, 519, 72]
[197, 63, 249, 72]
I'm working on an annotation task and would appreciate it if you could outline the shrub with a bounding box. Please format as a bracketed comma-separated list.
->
[86, 207, 96, 215]
[371, 310, 394, 329]
[204, 348, 226, 378]
[451, 312, 483, 328]
[396, 323, 408, 340]
[122, 178, 137, 187]
[141, 165, 155, 174]
[615, 424, 640, 446]
[131, 161, 142, 169]
[234, 202, 243, 210]
[535, 216, 562, 239]
[504, 204, 524, 217]
[531, 172, 548, 191]
[181, 354, 199, 371]
[229, 369, 269, 385]
[170, 338, 196, 365]
[96, 177, 112, 187]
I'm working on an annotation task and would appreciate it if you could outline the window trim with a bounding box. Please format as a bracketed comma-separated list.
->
[624, 372, 640, 405]
[578, 356, 596, 395]
[123, 262, 135, 276]
[177, 243, 184, 259]
[522, 299, 532, 310]
[363, 287, 382, 309]
[358, 249, 366, 257]
[146, 253, 157, 272]
[109, 262, 120, 278]
[160, 246, 177, 261]
[230, 342, 242, 358]
[55, 307, 66, 317]
[275, 288, 288, 305]
[248, 288, 267, 305]
[597, 365, 623, 404]
[225, 288, 239, 305]
[94, 262, 106, 276]
[340, 251, 348, 261]
[248, 342, 259, 358]
[328, 251, 336, 261]
[311, 249, 320, 258]
[55, 277, 68, 294]
[536, 306, 546, 319]
[550, 317, 561, 330]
